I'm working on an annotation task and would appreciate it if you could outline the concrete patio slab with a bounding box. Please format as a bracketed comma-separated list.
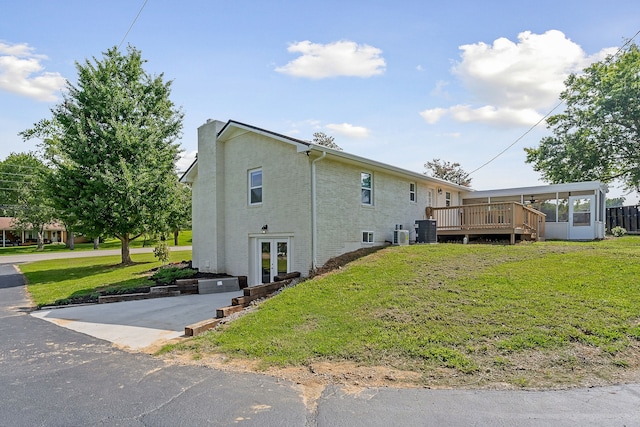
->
[30, 290, 243, 350]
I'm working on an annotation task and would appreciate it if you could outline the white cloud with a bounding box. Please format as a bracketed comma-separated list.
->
[176, 150, 197, 173]
[275, 40, 386, 79]
[430, 80, 450, 99]
[449, 104, 543, 127]
[419, 108, 448, 124]
[422, 30, 615, 126]
[0, 42, 65, 102]
[325, 122, 370, 138]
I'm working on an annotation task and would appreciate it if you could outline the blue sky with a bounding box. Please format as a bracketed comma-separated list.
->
[2, 0, 639, 202]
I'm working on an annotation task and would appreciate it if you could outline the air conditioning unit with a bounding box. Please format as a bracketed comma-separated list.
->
[393, 229, 409, 246]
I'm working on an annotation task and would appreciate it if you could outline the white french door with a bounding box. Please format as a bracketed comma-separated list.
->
[257, 238, 290, 284]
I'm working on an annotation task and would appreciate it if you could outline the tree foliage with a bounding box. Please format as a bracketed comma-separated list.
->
[525, 43, 640, 192]
[606, 197, 626, 208]
[312, 132, 343, 151]
[21, 46, 184, 264]
[0, 153, 56, 250]
[424, 158, 472, 187]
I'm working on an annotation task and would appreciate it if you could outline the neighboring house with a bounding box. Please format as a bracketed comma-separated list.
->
[0, 217, 67, 247]
[180, 119, 607, 286]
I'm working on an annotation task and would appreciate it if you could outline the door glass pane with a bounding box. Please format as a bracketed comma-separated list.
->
[277, 242, 288, 276]
[261, 241, 271, 283]
[572, 198, 591, 226]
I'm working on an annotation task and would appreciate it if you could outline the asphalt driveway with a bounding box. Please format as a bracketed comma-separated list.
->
[2, 257, 640, 425]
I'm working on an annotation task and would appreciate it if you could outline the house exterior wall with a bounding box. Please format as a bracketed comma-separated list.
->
[314, 158, 438, 267]
[191, 120, 226, 273]
[220, 132, 312, 281]
[188, 120, 467, 283]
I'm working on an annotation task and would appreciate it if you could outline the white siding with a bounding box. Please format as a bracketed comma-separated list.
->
[220, 132, 312, 281]
[314, 158, 437, 267]
[190, 121, 464, 280]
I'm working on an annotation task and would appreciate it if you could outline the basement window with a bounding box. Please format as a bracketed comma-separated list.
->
[362, 231, 374, 244]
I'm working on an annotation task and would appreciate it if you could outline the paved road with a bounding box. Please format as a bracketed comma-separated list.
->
[0, 246, 192, 265]
[1, 262, 640, 426]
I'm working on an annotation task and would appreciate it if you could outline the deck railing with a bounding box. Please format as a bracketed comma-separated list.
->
[430, 202, 545, 242]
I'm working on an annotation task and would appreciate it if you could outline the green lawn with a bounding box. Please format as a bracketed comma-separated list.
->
[0, 230, 192, 256]
[163, 237, 640, 389]
[22, 250, 192, 307]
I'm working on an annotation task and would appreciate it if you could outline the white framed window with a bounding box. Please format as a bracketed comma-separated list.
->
[409, 182, 416, 202]
[249, 168, 262, 205]
[361, 172, 373, 205]
[362, 231, 374, 243]
[445, 191, 451, 207]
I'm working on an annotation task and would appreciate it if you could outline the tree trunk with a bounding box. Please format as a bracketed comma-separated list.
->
[93, 237, 99, 250]
[37, 230, 44, 251]
[120, 234, 132, 265]
[68, 232, 75, 250]
[174, 229, 179, 246]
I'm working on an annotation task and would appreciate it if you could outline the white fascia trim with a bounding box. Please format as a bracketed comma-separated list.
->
[469, 181, 608, 199]
[303, 146, 470, 192]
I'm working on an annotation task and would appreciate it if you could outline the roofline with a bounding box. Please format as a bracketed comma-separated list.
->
[466, 181, 608, 198]
[219, 120, 313, 149]
[179, 156, 197, 183]
[303, 144, 471, 191]
[180, 119, 472, 191]
[219, 120, 470, 192]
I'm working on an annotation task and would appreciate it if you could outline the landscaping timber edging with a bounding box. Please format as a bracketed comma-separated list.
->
[185, 318, 221, 337]
[243, 279, 292, 298]
[216, 305, 244, 318]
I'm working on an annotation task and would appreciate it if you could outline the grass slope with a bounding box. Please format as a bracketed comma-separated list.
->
[166, 237, 640, 389]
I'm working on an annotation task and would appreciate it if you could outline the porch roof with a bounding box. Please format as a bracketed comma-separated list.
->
[0, 217, 65, 231]
[463, 181, 608, 202]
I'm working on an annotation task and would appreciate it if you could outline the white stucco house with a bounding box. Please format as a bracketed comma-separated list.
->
[180, 119, 607, 285]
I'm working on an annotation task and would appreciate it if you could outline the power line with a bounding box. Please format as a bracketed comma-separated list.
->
[468, 102, 563, 175]
[468, 29, 640, 176]
[118, 0, 149, 49]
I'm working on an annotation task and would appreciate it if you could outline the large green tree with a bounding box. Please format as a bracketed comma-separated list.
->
[525, 43, 640, 192]
[22, 46, 184, 264]
[424, 158, 472, 187]
[0, 152, 56, 250]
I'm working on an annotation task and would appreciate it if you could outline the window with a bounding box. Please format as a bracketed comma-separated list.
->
[445, 191, 451, 207]
[362, 231, 374, 243]
[409, 182, 416, 202]
[572, 198, 592, 226]
[361, 172, 372, 205]
[249, 168, 262, 205]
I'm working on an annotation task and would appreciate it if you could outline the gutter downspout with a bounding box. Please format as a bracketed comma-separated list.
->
[311, 151, 327, 270]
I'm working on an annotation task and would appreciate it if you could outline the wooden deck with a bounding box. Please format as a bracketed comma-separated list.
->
[429, 202, 546, 244]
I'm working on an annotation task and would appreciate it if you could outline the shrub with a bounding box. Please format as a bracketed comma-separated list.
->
[151, 266, 197, 284]
[611, 226, 627, 237]
[153, 240, 170, 264]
